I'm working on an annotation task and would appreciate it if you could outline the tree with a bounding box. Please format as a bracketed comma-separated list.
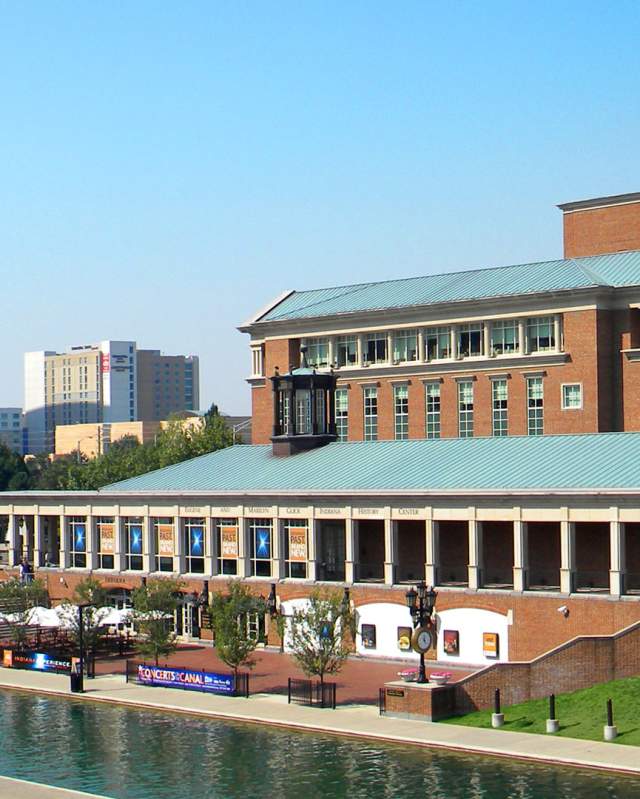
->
[132, 578, 182, 665]
[57, 576, 110, 658]
[288, 588, 353, 687]
[209, 582, 266, 678]
[0, 443, 30, 491]
[0, 578, 49, 649]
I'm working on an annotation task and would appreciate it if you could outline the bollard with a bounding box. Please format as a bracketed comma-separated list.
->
[604, 698, 617, 741]
[546, 693, 559, 733]
[491, 688, 504, 728]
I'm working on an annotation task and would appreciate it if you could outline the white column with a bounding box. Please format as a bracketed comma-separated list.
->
[59, 514, 68, 569]
[610, 518, 625, 597]
[357, 334, 364, 366]
[387, 331, 393, 363]
[345, 516, 356, 583]
[518, 319, 526, 354]
[142, 515, 151, 573]
[483, 322, 491, 357]
[86, 513, 96, 570]
[8, 513, 19, 567]
[560, 519, 575, 594]
[417, 329, 426, 363]
[450, 325, 459, 359]
[307, 519, 317, 581]
[468, 515, 482, 590]
[237, 517, 249, 577]
[34, 514, 43, 569]
[554, 314, 562, 352]
[176, 517, 185, 575]
[384, 517, 396, 585]
[204, 517, 215, 576]
[328, 337, 335, 368]
[113, 514, 123, 572]
[425, 518, 438, 585]
[272, 519, 285, 579]
[513, 519, 528, 592]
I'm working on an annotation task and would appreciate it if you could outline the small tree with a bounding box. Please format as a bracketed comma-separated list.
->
[0, 577, 49, 649]
[132, 578, 182, 665]
[288, 588, 353, 687]
[58, 576, 110, 658]
[210, 582, 266, 678]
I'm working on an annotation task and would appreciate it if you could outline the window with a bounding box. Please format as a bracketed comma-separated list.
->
[363, 387, 378, 441]
[68, 517, 87, 568]
[392, 330, 418, 363]
[458, 324, 483, 358]
[249, 518, 273, 577]
[458, 381, 474, 437]
[336, 336, 357, 367]
[335, 388, 348, 441]
[216, 519, 239, 575]
[491, 321, 518, 355]
[393, 385, 409, 440]
[184, 518, 205, 573]
[284, 520, 308, 578]
[527, 317, 555, 352]
[153, 518, 175, 572]
[425, 383, 442, 439]
[425, 327, 451, 360]
[305, 338, 329, 368]
[492, 379, 508, 436]
[365, 332, 387, 365]
[124, 517, 144, 571]
[295, 390, 311, 434]
[315, 390, 327, 434]
[562, 383, 582, 410]
[97, 517, 115, 569]
[527, 377, 544, 435]
[250, 346, 263, 376]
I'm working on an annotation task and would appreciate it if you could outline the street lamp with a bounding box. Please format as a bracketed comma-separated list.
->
[72, 601, 95, 693]
[266, 583, 278, 617]
[405, 582, 438, 684]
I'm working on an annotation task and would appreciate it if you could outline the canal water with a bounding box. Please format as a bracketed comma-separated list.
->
[1, 690, 639, 799]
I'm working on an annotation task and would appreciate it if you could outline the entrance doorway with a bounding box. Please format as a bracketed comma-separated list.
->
[317, 521, 346, 581]
[174, 600, 201, 640]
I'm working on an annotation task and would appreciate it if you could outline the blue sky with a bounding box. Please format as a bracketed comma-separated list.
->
[1, 2, 639, 414]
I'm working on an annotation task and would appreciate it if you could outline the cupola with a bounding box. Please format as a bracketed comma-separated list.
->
[270, 348, 337, 456]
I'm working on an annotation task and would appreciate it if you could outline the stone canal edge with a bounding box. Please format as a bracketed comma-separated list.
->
[0, 670, 639, 784]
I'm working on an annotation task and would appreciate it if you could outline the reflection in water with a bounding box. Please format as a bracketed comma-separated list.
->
[0, 690, 638, 799]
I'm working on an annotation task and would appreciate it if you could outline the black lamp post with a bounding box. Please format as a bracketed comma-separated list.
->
[405, 582, 438, 684]
[266, 583, 278, 617]
[74, 602, 95, 693]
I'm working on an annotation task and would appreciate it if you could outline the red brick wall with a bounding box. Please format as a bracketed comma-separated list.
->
[563, 201, 640, 258]
[252, 338, 300, 444]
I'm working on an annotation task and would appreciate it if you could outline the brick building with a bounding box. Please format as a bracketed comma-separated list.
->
[242, 192, 640, 445]
[3, 192, 640, 672]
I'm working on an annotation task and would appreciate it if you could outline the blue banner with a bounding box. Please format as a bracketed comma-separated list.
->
[136, 664, 234, 694]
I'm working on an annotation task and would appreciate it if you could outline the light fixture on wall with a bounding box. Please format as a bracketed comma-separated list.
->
[557, 605, 569, 618]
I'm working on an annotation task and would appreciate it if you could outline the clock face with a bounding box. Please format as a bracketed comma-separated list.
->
[411, 625, 433, 653]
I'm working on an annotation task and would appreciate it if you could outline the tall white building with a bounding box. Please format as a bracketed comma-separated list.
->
[23, 341, 199, 454]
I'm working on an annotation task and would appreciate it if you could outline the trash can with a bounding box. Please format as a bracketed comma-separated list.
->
[70, 672, 83, 693]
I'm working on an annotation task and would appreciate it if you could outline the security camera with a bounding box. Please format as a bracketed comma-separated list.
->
[557, 605, 569, 617]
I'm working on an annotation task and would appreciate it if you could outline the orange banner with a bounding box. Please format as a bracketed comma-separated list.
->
[99, 524, 115, 554]
[220, 526, 239, 558]
[157, 524, 174, 557]
[288, 527, 307, 562]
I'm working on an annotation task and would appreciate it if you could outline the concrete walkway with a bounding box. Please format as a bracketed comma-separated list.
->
[0, 775, 110, 799]
[0, 668, 639, 784]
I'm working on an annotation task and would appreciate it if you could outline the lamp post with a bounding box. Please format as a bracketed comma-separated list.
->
[266, 583, 278, 617]
[405, 582, 438, 684]
[73, 602, 95, 693]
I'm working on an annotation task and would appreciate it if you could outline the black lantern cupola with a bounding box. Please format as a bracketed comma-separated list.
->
[270, 347, 337, 456]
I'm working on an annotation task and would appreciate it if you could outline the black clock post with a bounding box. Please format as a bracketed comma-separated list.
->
[405, 582, 438, 684]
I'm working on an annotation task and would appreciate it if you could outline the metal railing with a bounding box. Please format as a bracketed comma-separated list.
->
[287, 677, 336, 709]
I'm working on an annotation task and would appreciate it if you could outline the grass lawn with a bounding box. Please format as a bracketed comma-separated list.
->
[441, 676, 640, 746]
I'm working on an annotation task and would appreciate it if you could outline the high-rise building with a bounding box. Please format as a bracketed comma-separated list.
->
[0, 408, 23, 453]
[23, 341, 199, 453]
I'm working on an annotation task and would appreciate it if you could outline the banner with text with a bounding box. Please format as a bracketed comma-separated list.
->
[137, 664, 234, 694]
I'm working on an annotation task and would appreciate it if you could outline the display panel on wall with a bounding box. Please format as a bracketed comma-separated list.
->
[443, 630, 459, 655]
[483, 632, 499, 658]
[397, 626, 412, 651]
[361, 624, 377, 649]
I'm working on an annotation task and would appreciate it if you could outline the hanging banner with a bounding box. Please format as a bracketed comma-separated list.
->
[129, 525, 143, 554]
[255, 527, 271, 559]
[189, 526, 204, 557]
[483, 632, 499, 659]
[137, 664, 234, 694]
[99, 524, 115, 554]
[73, 525, 86, 553]
[220, 525, 239, 558]
[157, 524, 175, 557]
[288, 526, 307, 562]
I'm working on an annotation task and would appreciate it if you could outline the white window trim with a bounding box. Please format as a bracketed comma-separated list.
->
[561, 382, 583, 410]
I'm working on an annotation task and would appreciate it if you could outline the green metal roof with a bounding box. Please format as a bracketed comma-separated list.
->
[257, 250, 640, 323]
[101, 432, 640, 495]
